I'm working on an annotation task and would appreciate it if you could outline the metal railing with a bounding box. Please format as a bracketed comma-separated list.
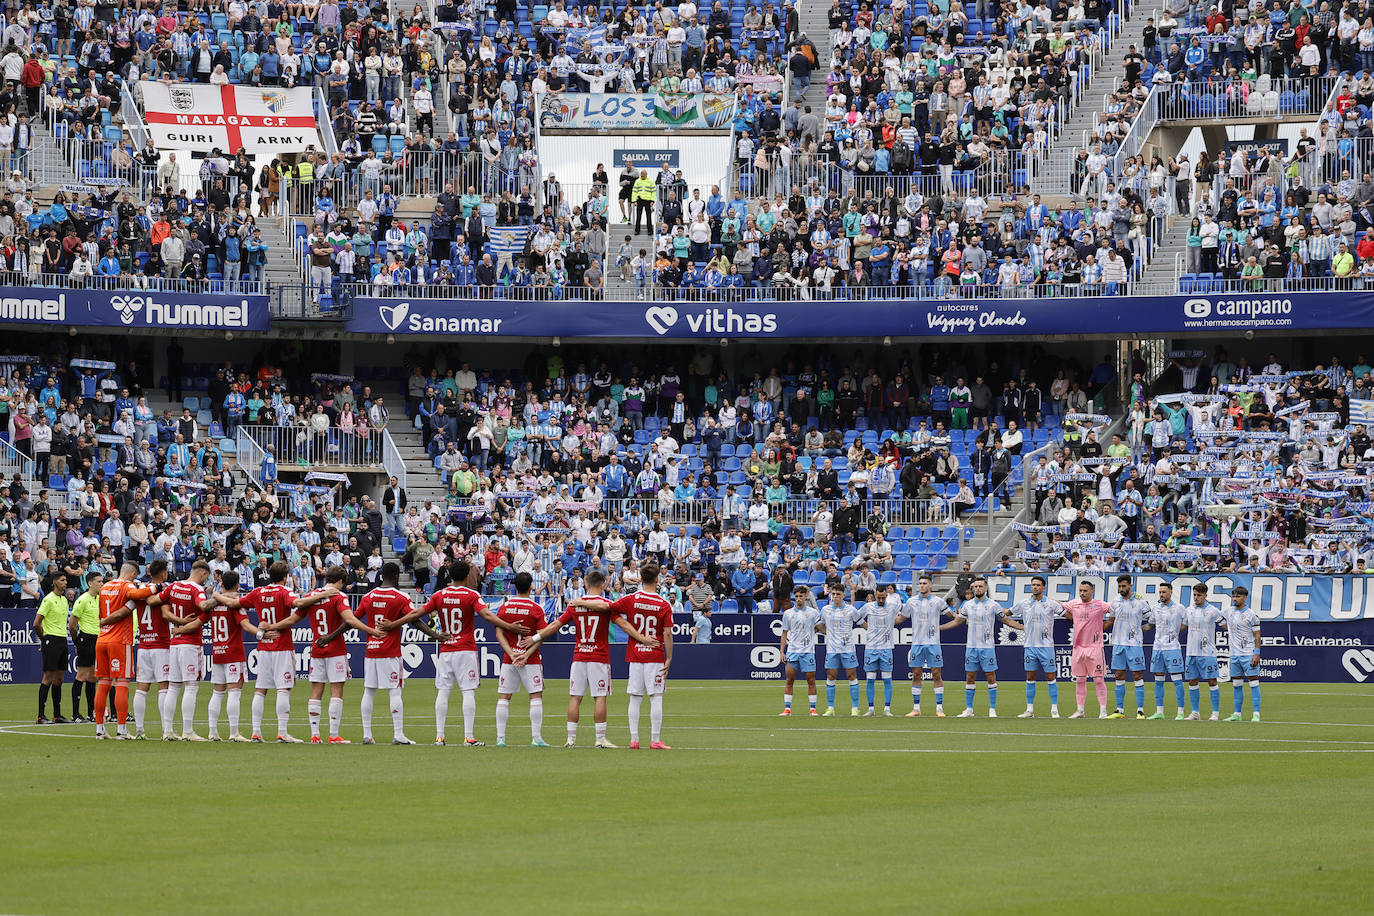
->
[0, 271, 269, 296]
[234, 424, 392, 474]
[120, 83, 150, 152]
[330, 275, 1146, 304]
[313, 85, 340, 157]
[724, 142, 1037, 204]
[0, 438, 37, 496]
[45, 121, 145, 191]
[1171, 266, 1374, 295]
[1107, 85, 1159, 180]
[235, 427, 268, 483]
[1153, 77, 1336, 123]
[279, 150, 533, 222]
[382, 429, 409, 491]
[588, 496, 965, 528]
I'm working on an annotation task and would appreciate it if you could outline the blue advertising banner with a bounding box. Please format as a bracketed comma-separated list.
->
[346, 290, 1374, 339]
[0, 287, 270, 331]
[2, 610, 1370, 684]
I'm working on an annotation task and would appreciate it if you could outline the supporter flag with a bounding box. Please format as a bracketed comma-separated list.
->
[488, 226, 531, 260]
[139, 81, 324, 155]
[1351, 398, 1374, 427]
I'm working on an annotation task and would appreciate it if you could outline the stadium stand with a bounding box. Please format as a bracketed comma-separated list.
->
[0, 339, 1133, 616]
[1015, 351, 1374, 576]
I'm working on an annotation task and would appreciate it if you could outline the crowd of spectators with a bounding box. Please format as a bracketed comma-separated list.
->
[0, 338, 1130, 618]
[1014, 346, 1374, 576]
[1174, 123, 1374, 289]
[364, 343, 1124, 612]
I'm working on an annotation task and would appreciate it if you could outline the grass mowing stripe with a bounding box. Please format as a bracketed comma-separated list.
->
[2, 681, 1371, 914]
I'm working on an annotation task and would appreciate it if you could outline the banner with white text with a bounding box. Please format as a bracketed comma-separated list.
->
[346, 290, 1374, 338]
[140, 81, 323, 154]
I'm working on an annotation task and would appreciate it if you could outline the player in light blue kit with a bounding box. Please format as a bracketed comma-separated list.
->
[950, 576, 1020, 718]
[857, 583, 906, 717]
[779, 585, 824, 716]
[1182, 583, 1226, 721]
[1145, 581, 1187, 719]
[1106, 574, 1149, 719]
[1222, 585, 1262, 722]
[820, 583, 865, 716]
[1010, 575, 1061, 718]
[902, 573, 957, 717]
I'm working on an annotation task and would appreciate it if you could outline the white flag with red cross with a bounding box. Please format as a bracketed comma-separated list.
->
[139, 81, 323, 155]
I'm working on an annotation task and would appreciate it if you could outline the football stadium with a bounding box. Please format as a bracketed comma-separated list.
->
[1, 0, 1373, 909]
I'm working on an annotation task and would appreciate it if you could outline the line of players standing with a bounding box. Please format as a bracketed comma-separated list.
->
[777, 574, 1263, 722]
[33, 555, 678, 748]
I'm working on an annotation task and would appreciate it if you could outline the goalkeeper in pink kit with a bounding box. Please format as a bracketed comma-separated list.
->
[1059, 580, 1112, 719]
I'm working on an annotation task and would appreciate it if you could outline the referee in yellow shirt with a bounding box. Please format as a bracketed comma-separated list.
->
[69, 572, 102, 723]
[32, 574, 70, 724]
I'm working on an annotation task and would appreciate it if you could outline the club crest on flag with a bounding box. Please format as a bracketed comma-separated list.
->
[170, 87, 195, 112]
[654, 91, 697, 125]
[261, 90, 288, 113]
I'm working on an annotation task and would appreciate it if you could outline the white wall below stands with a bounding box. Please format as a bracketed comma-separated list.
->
[538, 134, 735, 205]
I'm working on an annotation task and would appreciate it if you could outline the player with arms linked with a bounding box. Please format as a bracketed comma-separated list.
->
[493, 572, 551, 747]
[903, 573, 957, 716]
[779, 584, 823, 715]
[600, 563, 675, 749]
[1144, 580, 1188, 720]
[1106, 575, 1149, 719]
[517, 569, 658, 749]
[1009, 575, 1062, 718]
[949, 576, 1022, 717]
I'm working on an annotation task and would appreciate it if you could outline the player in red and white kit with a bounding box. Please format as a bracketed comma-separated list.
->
[517, 569, 657, 749]
[173, 570, 263, 740]
[304, 566, 383, 743]
[335, 562, 447, 745]
[130, 560, 177, 739]
[213, 561, 333, 743]
[493, 571, 549, 748]
[161, 561, 219, 740]
[596, 563, 676, 750]
[421, 559, 530, 746]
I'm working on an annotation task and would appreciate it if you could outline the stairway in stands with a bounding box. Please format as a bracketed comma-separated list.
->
[28, 121, 81, 205]
[793, 5, 833, 95]
[600, 218, 650, 300]
[380, 414, 450, 587]
[1033, 0, 1165, 196]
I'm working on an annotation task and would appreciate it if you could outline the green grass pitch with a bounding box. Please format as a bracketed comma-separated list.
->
[1, 681, 1371, 914]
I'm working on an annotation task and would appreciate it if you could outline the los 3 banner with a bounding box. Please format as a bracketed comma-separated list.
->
[537, 91, 736, 131]
[0, 287, 270, 331]
[346, 291, 1374, 339]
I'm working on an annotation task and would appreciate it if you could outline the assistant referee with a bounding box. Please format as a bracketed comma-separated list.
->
[69, 572, 102, 723]
[33, 574, 70, 724]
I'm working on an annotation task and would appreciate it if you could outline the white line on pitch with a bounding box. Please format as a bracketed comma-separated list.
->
[666, 746, 1374, 754]
[664, 724, 1374, 745]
